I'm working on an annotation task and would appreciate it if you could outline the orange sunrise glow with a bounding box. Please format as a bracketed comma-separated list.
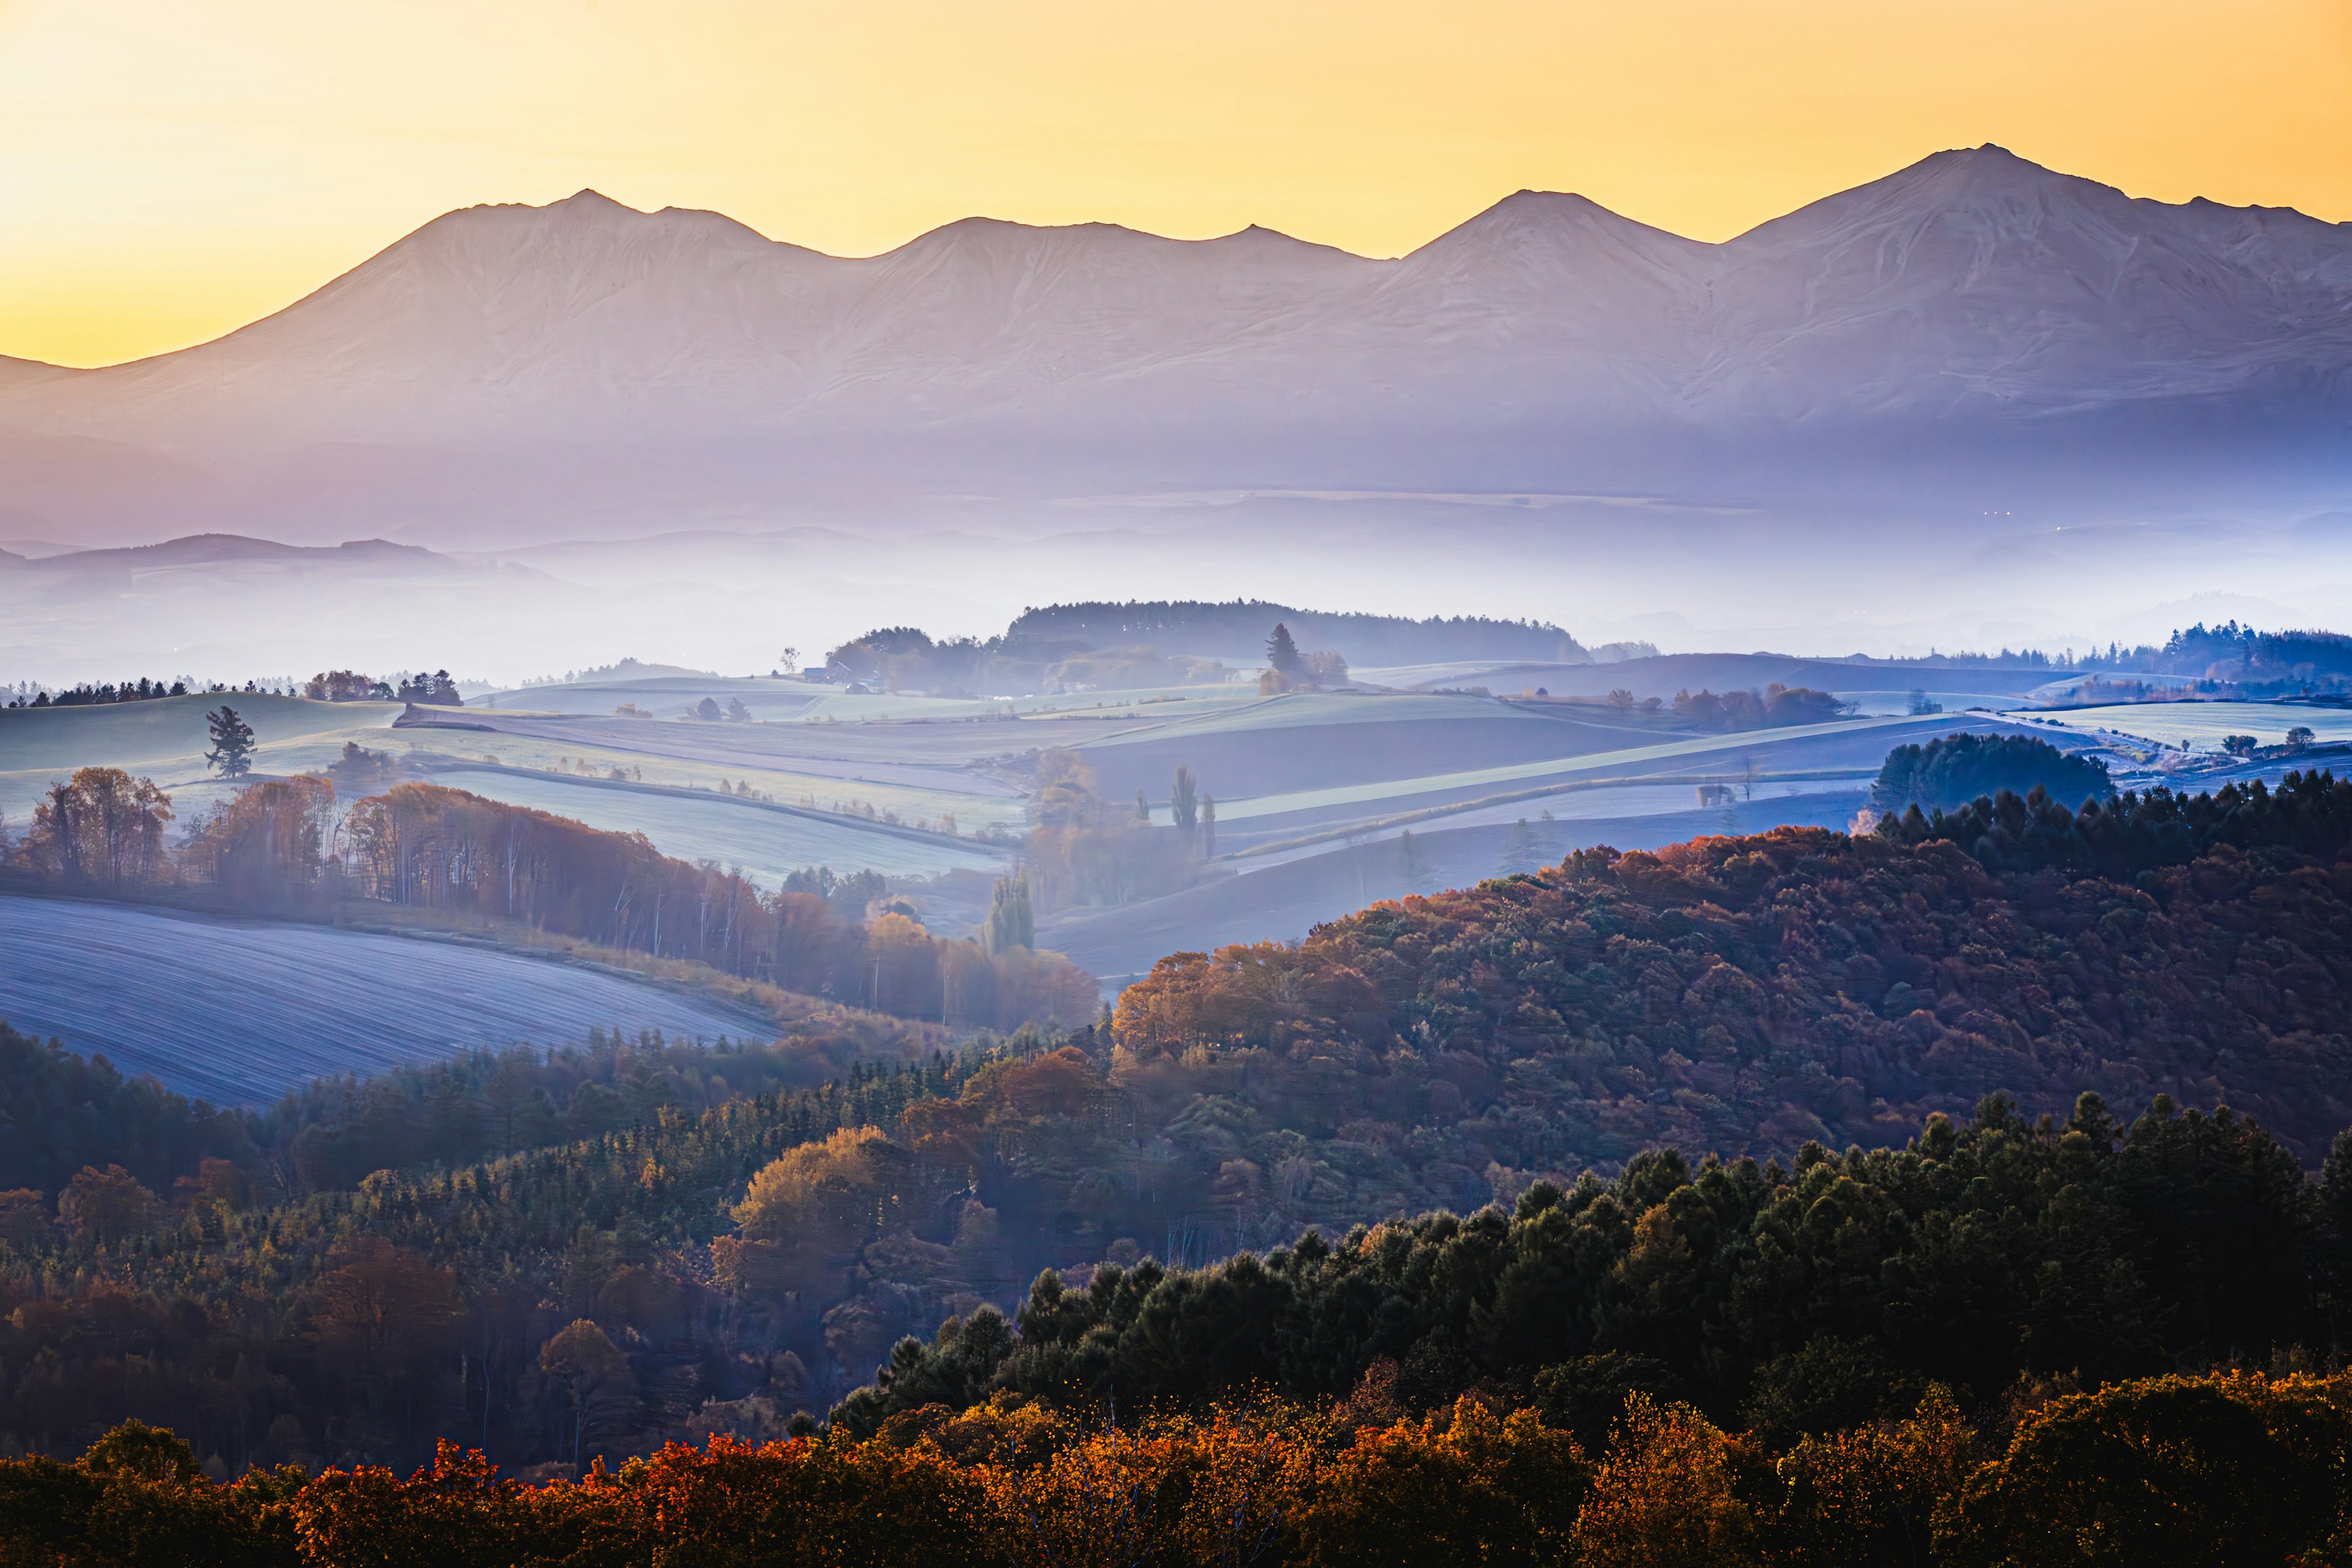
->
[2, 0, 2347, 367]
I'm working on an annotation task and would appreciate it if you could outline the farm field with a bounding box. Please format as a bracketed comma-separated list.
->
[2033, 701, 2352, 751]
[1177, 711, 1912, 822]
[0, 894, 769, 1104]
[1183, 710, 2036, 854]
[3, 679, 2084, 957]
[1352, 654, 2063, 704]
[419, 765, 1013, 883]
[411, 707, 1033, 797]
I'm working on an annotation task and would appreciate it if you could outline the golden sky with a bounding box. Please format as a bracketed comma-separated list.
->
[4, 0, 2348, 368]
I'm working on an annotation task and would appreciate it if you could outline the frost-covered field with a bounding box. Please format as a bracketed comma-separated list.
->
[0, 895, 768, 1104]
[2036, 703, 2352, 752]
[421, 766, 1012, 884]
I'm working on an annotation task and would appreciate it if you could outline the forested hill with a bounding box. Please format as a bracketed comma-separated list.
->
[1114, 771, 2352, 1164]
[1004, 601, 1597, 664]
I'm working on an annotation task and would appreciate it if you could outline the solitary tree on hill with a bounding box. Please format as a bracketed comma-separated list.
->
[1265, 623, 1302, 674]
[205, 706, 255, 780]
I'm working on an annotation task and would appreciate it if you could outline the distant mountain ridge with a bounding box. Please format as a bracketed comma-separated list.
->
[6, 145, 2350, 545]
[0, 534, 464, 571]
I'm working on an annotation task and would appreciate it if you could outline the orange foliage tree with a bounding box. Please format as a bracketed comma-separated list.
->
[17, 1371, 2352, 1566]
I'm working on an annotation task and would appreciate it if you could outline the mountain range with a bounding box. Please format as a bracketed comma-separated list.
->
[3, 145, 2349, 551]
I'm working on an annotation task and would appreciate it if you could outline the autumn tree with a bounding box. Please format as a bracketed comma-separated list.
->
[720, 1127, 916, 1304]
[1572, 1394, 1760, 1568]
[180, 775, 336, 898]
[26, 768, 174, 886]
[303, 670, 379, 702]
[1947, 1373, 2352, 1566]
[1295, 1399, 1586, 1568]
[1032, 750, 1099, 830]
[1763, 1387, 1973, 1567]
[536, 1319, 632, 1472]
[309, 1238, 466, 1412]
[58, 1164, 159, 1248]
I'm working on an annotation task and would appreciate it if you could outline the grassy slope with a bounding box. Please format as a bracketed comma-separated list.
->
[0, 694, 401, 821]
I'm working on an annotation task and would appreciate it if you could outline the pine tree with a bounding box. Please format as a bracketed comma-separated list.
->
[205, 706, 256, 780]
[1265, 623, 1302, 674]
[1199, 795, 1216, 859]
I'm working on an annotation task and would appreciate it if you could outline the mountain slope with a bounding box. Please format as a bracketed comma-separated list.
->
[1696, 145, 2352, 419]
[2, 148, 2348, 543]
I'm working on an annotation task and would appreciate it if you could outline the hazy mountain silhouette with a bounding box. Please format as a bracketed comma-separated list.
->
[4, 146, 2347, 546]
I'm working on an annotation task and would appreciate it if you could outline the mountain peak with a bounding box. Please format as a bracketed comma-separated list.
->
[1403, 188, 1711, 269]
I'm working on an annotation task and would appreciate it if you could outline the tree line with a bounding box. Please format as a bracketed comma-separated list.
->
[2, 771, 1096, 1033]
[3, 677, 189, 709]
[839, 1091, 2342, 1445]
[1869, 731, 2112, 813]
[3, 673, 463, 710]
[1668, 684, 1848, 730]
[12, 1327, 2352, 1565]
[1008, 599, 1613, 666]
[299, 668, 461, 704]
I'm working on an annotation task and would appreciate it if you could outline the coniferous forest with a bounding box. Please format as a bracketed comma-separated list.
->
[9, 771, 2352, 1560]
